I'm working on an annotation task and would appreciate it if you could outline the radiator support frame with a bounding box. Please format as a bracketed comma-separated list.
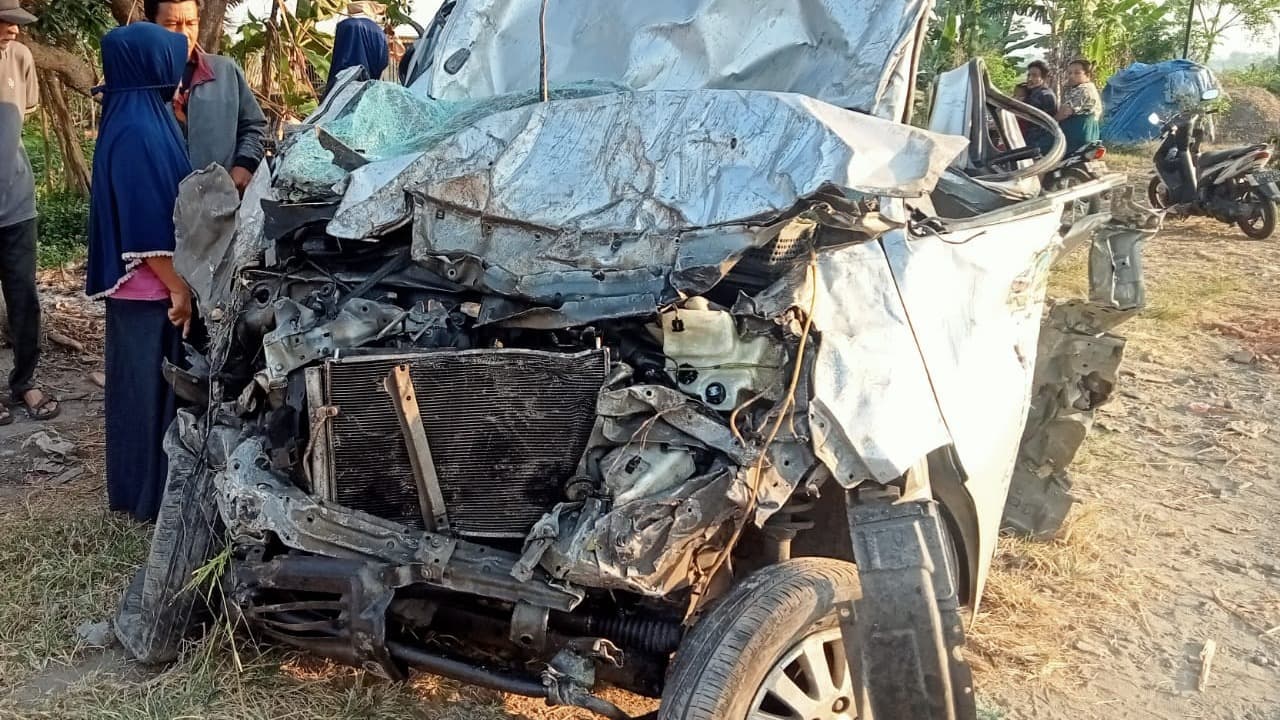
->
[306, 348, 609, 538]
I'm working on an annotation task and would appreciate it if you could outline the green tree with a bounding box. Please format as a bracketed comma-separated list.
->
[1172, 0, 1280, 62]
[1076, 0, 1160, 80]
[227, 0, 413, 124]
[19, 0, 114, 194]
[1128, 2, 1182, 62]
[922, 0, 1043, 85]
[1002, 0, 1178, 84]
[226, 0, 349, 122]
[919, 0, 1182, 116]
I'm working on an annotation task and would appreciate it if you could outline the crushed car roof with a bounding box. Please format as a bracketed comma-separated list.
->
[411, 0, 932, 120]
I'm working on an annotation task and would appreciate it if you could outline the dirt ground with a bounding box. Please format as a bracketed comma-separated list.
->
[976, 155, 1280, 719]
[0, 157, 1277, 719]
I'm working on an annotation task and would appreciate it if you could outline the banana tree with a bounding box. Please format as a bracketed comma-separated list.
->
[226, 0, 414, 126]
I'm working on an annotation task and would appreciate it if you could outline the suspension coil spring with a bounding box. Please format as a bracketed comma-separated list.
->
[763, 494, 817, 536]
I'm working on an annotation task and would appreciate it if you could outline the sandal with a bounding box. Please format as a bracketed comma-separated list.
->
[21, 390, 61, 422]
[0, 404, 12, 426]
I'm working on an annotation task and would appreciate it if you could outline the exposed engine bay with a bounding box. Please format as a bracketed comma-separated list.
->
[230, 213, 823, 590]
[165, 178, 875, 702]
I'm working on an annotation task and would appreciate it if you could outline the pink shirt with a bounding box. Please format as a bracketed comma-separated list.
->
[110, 264, 171, 301]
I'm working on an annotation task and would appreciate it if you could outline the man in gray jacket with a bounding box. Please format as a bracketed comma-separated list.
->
[146, 0, 268, 193]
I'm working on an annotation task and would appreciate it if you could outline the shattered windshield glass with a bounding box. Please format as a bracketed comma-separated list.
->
[273, 80, 625, 200]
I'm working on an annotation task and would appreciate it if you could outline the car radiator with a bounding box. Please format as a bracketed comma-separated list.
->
[307, 349, 608, 538]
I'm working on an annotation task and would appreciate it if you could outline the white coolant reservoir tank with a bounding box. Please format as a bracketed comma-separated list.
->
[601, 445, 697, 506]
[661, 297, 783, 410]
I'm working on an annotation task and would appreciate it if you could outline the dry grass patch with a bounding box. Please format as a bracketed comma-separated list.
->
[10, 639, 517, 720]
[1139, 270, 1241, 326]
[0, 478, 518, 718]
[969, 496, 1154, 692]
[0, 494, 536, 719]
[967, 430, 1156, 694]
[1048, 222, 1243, 332]
[0, 488, 148, 691]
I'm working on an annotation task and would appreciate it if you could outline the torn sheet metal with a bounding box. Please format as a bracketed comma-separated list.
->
[174, 165, 240, 313]
[744, 240, 951, 485]
[414, 204, 771, 311]
[880, 207, 1064, 600]
[329, 90, 967, 240]
[475, 294, 662, 330]
[215, 435, 586, 611]
[746, 202, 1066, 599]
[326, 152, 424, 240]
[235, 163, 273, 260]
[1087, 187, 1160, 311]
[275, 80, 625, 202]
[174, 162, 279, 325]
[536, 467, 750, 597]
[513, 381, 813, 596]
[1004, 200, 1155, 538]
[594, 385, 760, 468]
[1003, 300, 1132, 538]
[414, 0, 931, 120]
[261, 298, 448, 386]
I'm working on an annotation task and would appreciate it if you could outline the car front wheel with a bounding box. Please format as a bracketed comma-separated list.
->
[659, 558, 864, 720]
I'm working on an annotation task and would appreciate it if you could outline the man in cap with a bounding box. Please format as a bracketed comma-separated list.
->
[0, 0, 59, 424]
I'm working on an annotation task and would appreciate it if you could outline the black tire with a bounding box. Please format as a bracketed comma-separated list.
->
[114, 409, 224, 664]
[660, 559, 863, 720]
[1237, 192, 1277, 239]
[1147, 176, 1170, 209]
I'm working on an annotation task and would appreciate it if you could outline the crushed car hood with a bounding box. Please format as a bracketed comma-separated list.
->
[412, 0, 931, 121]
[319, 88, 967, 241]
[255, 86, 968, 329]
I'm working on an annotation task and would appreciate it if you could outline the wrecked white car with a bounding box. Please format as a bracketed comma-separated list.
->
[114, 2, 1153, 718]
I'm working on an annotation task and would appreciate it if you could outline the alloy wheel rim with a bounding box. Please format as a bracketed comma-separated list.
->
[749, 627, 857, 720]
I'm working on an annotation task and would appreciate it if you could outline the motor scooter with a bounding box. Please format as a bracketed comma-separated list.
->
[1147, 88, 1279, 239]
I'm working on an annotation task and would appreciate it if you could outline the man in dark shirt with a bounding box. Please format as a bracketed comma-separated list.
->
[1014, 60, 1058, 156]
[145, 0, 268, 194]
[0, 0, 59, 423]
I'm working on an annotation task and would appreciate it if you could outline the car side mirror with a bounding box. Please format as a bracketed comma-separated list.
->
[1148, 112, 1161, 125]
[1201, 88, 1220, 101]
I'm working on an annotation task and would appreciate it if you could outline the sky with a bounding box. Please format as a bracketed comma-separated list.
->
[228, 0, 446, 34]
[229, 0, 1276, 63]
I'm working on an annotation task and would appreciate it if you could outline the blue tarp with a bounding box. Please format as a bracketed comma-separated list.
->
[1100, 60, 1219, 145]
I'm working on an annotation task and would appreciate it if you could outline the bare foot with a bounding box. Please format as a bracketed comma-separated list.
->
[21, 389, 60, 421]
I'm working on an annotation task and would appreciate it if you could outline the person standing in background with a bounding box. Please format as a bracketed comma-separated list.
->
[0, 0, 59, 425]
[326, 14, 390, 97]
[397, 40, 417, 85]
[1015, 60, 1059, 156]
[87, 21, 194, 523]
[1057, 58, 1103, 153]
[145, 0, 267, 194]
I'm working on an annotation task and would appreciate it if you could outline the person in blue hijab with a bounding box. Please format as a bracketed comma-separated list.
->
[87, 21, 193, 522]
[326, 15, 389, 94]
